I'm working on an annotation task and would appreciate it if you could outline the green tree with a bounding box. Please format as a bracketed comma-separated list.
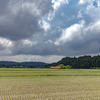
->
[64, 65, 71, 69]
[57, 64, 71, 69]
[57, 64, 64, 67]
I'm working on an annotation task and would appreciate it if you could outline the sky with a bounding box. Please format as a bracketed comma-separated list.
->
[0, 0, 100, 63]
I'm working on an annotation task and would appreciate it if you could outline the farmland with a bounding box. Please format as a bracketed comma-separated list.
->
[0, 68, 100, 99]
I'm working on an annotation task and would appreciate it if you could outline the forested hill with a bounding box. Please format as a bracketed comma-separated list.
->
[46, 55, 100, 69]
[0, 61, 47, 66]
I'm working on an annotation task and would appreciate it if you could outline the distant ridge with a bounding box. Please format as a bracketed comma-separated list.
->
[0, 61, 47, 66]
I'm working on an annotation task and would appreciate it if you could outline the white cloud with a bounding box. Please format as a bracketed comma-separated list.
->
[42, 21, 51, 32]
[0, 37, 12, 47]
[77, 10, 83, 18]
[22, 39, 38, 46]
[84, 20, 100, 35]
[47, 0, 69, 21]
[44, 39, 54, 44]
[39, 20, 51, 32]
[52, 0, 69, 10]
[55, 20, 85, 45]
[85, 1, 100, 20]
[79, 0, 86, 4]
[0, 37, 12, 56]
[53, 1, 60, 10]
[47, 11, 55, 20]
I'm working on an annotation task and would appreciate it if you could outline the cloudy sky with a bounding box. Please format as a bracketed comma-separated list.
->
[0, 0, 100, 63]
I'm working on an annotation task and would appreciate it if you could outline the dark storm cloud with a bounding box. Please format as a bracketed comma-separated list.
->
[11, 40, 58, 56]
[0, 44, 5, 50]
[0, 0, 53, 40]
[0, 0, 10, 15]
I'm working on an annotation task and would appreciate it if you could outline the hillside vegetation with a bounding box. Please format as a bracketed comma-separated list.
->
[46, 55, 100, 69]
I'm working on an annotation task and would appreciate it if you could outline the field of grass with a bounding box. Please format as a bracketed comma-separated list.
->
[0, 68, 100, 100]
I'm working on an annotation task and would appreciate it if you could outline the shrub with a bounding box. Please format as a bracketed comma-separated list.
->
[64, 65, 71, 69]
[57, 64, 71, 69]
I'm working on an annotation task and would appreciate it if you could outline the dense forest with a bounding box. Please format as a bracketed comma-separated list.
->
[46, 55, 100, 69]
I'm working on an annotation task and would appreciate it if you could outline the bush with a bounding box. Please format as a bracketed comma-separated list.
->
[57, 64, 71, 69]
[64, 65, 71, 69]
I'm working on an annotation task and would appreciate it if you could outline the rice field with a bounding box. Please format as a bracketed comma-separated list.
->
[0, 68, 100, 100]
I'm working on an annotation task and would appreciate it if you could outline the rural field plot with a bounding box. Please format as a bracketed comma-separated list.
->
[0, 69, 100, 100]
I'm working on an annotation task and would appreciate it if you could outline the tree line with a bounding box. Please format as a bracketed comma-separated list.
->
[46, 55, 100, 69]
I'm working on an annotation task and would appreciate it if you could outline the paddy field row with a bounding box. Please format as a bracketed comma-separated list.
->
[0, 68, 100, 100]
